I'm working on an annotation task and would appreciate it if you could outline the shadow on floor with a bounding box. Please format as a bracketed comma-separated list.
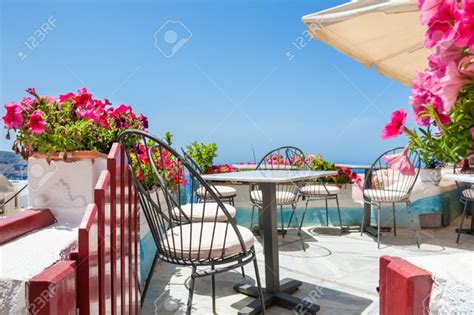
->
[228, 279, 374, 314]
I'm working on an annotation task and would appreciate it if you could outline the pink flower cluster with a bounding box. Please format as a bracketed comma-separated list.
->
[206, 164, 235, 174]
[133, 144, 187, 188]
[3, 98, 46, 134]
[2, 88, 148, 157]
[265, 153, 290, 166]
[2, 88, 147, 135]
[411, 0, 474, 125]
[381, 0, 474, 174]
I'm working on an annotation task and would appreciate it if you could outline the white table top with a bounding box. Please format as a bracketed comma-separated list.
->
[335, 163, 373, 170]
[443, 174, 474, 184]
[202, 170, 337, 184]
[234, 163, 375, 171]
[232, 164, 298, 170]
[232, 163, 257, 170]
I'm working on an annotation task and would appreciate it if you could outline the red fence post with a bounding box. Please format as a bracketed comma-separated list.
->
[95, 170, 112, 315]
[134, 189, 140, 314]
[108, 143, 121, 315]
[28, 260, 77, 315]
[120, 145, 129, 314]
[78, 204, 100, 315]
[380, 256, 432, 315]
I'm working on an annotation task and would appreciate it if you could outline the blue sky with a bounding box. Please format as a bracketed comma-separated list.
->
[1, 0, 412, 164]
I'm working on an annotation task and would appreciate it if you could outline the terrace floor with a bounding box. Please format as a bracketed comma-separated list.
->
[142, 217, 474, 314]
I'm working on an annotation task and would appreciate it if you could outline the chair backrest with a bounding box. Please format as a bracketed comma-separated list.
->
[119, 130, 247, 265]
[453, 162, 474, 191]
[251, 146, 307, 203]
[364, 147, 421, 201]
[180, 148, 225, 201]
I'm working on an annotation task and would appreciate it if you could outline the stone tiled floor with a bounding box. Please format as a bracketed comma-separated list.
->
[142, 217, 474, 314]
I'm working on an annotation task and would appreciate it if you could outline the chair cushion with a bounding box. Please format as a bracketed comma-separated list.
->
[462, 189, 474, 199]
[196, 185, 237, 198]
[164, 222, 254, 260]
[364, 189, 409, 202]
[250, 190, 297, 204]
[171, 203, 236, 222]
[300, 184, 340, 195]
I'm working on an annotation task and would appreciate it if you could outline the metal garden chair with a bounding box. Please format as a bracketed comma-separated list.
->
[298, 173, 344, 236]
[181, 148, 245, 276]
[361, 147, 421, 248]
[181, 149, 237, 206]
[249, 146, 305, 243]
[119, 130, 265, 314]
[453, 163, 474, 243]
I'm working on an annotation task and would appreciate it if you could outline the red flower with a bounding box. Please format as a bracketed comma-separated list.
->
[2, 102, 24, 129]
[28, 110, 46, 134]
[381, 109, 408, 140]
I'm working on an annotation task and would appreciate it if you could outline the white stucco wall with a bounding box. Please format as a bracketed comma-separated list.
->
[0, 156, 107, 314]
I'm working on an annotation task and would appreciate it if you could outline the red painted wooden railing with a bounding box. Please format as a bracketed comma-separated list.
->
[27, 143, 141, 315]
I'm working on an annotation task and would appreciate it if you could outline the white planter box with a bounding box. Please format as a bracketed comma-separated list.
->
[28, 151, 107, 222]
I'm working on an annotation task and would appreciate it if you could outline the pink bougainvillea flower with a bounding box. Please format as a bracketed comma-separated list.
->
[28, 110, 46, 134]
[76, 108, 100, 121]
[59, 92, 75, 103]
[421, 0, 459, 48]
[470, 127, 474, 140]
[20, 97, 34, 110]
[454, 0, 474, 48]
[458, 55, 474, 77]
[383, 147, 416, 176]
[114, 104, 132, 115]
[381, 109, 408, 139]
[75, 88, 93, 107]
[440, 60, 473, 112]
[418, 0, 443, 25]
[2, 102, 24, 129]
[26, 88, 39, 99]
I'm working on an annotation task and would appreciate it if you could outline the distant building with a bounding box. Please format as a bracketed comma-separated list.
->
[0, 174, 20, 215]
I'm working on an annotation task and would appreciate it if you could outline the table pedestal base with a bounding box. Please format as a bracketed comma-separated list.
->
[234, 279, 320, 315]
[364, 226, 392, 237]
[456, 228, 474, 235]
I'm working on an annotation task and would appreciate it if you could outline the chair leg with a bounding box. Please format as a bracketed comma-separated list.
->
[407, 202, 420, 248]
[298, 200, 309, 251]
[280, 205, 285, 238]
[392, 203, 397, 236]
[240, 260, 245, 278]
[457, 201, 469, 244]
[187, 266, 197, 315]
[377, 205, 381, 249]
[250, 205, 256, 230]
[287, 204, 296, 229]
[211, 265, 216, 314]
[336, 196, 343, 235]
[325, 198, 329, 226]
[253, 254, 266, 314]
[289, 203, 300, 230]
[361, 202, 366, 236]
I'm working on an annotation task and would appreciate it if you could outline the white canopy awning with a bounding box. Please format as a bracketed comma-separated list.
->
[302, 0, 429, 86]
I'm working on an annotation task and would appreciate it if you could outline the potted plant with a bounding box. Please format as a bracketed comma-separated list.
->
[306, 154, 361, 188]
[206, 164, 235, 174]
[379, 1, 473, 175]
[2, 88, 147, 218]
[420, 157, 445, 185]
[185, 141, 218, 173]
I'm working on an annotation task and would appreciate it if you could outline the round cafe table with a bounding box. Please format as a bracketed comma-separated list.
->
[203, 169, 337, 315]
